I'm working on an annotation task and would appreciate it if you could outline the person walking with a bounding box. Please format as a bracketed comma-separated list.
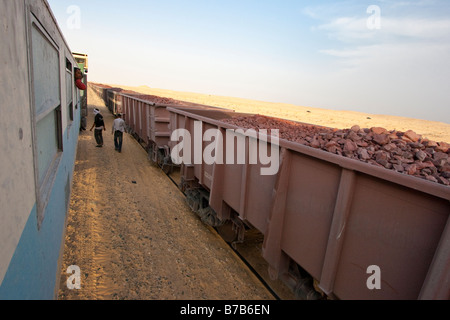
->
[112, 113, 126, 153]
[90, 108, 106, 147]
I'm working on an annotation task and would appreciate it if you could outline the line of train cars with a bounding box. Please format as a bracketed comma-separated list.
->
[91, 83, 449, 300]
[0, 0, 86, 299]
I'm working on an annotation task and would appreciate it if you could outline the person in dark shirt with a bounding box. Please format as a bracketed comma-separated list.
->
[90, 108, 106, 147]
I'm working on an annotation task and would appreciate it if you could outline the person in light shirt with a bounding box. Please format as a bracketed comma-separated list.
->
[112, 113, 126, 153]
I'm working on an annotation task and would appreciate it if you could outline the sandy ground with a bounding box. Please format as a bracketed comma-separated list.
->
[57, 87, 275, 300]
[114, 85, 450, 144]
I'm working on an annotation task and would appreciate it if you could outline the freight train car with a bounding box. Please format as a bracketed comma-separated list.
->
[167, 107, 450, 300]
[90, 84, 231, 172]
[120, 92, 230, 171]
[90, 83, 112, 106]
[0, 0, 84, 299]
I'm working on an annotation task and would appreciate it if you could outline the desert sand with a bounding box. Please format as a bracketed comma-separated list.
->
[112, 84, 450, 144]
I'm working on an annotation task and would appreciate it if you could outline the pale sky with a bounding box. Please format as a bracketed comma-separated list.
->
[48, 0, 450, 124]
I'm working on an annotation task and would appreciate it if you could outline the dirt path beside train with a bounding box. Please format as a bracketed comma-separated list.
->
[57, 87, 274, 300]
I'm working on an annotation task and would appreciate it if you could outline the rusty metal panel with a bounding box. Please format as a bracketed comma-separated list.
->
[150, 106, 171, 147]
[135, 100, 142, 138]
[131, 99, 137, 132]
[168, 112, 184, 151]
[243, 163, 277, 232]
[123, 96, 131, 124]
[419, 218, 450, 300]
[138, 100, 145, 141]
[200, 122, 218, 191]
[332, 174, 448, 299]
[215, 130, 278, 231]
[220, 163, 244, 214]
[280, 153, 342, 281]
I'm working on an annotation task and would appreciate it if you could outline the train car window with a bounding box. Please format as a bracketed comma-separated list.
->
[35, 110, 59, 184]
[55, 106, 63, 151]
[73, 53, 88, 112]
[29, 17, 63, 226]
[31, 23, 60, 120]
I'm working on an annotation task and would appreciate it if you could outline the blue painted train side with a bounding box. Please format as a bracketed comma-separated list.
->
[0, 0, 84, 299]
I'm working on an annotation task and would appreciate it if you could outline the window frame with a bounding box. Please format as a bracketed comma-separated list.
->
[27, 13, 64, 229]
[65, 57, 74, 124]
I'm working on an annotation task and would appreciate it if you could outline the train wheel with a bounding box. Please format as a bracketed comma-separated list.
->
[147, 142, 158, 165]
[294, 277, 323, 300]
[288, 262, 324, 300]
[185, 188, 201, 212]
[199, 207, 222, 228]
[217, 216, 245, 248]
[157, 149, 173, 174]
[217, 221, 238, 244]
